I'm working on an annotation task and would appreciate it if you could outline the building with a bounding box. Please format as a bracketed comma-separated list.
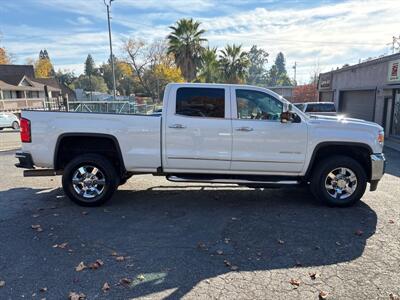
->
[318, 53, 400, 139]
[0, 64, 74, 112]
[266, 86, 294, 102]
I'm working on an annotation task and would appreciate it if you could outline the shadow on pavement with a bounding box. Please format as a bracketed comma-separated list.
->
[384, 147, 400, 177]
[0, 185, 377, 299]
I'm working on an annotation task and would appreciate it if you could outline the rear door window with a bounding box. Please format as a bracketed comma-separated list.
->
[176, 87, 225, 118]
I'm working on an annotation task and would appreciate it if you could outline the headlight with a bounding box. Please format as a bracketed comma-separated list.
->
[377, 130, 384, 146]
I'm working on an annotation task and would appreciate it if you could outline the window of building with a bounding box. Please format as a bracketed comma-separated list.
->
[176, 87, 225, 118]
[236, 89, 283, 121]
[305, 103, 336, 113]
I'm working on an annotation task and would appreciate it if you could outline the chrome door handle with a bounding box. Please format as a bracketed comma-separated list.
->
[235, 127, 253, 132]
[169, 124, 186, 129]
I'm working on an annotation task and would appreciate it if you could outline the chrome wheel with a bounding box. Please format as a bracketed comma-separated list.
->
[72, 165, 106, 199]
[325, 167, 357, 200]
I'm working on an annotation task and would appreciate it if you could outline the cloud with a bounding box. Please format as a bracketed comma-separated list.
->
[66, 16, 93, 26]
[4, 0, 399, 83]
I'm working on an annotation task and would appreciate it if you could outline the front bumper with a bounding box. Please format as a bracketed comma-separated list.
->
[370, 153, 385, 191]
[15, 151, 34, 169]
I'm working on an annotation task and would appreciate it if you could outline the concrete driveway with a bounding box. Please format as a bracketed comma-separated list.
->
[0, 148, 399, 299]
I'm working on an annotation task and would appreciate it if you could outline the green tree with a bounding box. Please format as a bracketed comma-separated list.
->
[55, 69, 76, 87]
[84, 54, 95, 77]
[71, 75, 108, 93]
[198, 47, 220, 83]
[219, 44, 250, 84]
[247, 45, 269, 85]
[275, 52, 286, 75]
[167, 18, 206, 82]
[265, 52, 292, 86]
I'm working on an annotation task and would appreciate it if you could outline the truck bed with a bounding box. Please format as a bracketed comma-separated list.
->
[21, 111, 162, 172]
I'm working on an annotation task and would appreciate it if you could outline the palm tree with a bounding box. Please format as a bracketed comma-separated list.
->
[198, 47, 220, 83]
[219, 44, 250, 84]
[167, 18, 206, 82]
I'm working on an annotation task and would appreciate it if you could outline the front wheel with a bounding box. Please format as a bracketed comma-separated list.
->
[310, 155, 367, 207]
[62, 154, 119, 206]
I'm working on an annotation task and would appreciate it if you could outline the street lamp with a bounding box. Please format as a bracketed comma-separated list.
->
[104, 0, 116, 101]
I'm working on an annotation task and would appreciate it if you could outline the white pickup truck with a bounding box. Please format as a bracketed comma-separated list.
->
[15, 83, 385, 207]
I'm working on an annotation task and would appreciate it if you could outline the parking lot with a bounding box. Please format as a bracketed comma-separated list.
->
[0, 134, 399, 299]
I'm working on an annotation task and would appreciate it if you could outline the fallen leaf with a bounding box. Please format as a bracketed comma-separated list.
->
[389, 293, 400, 300]
[278, 239, 285, 245]
[289, 278, 301, 287]
[230, 265, 239, 271]
[31, 224, 41, 229]
[319, 290, 329, 299]
[309, 272, 320, 280]
[59, 242, 68, 249]
[355, 229, 364, 236]
[389, 220, 395, 224]
[0, 281, 5, 288]
[120, 278, 132, 285]
[224, 259, 231, 267]
[89, 259, 104, 270]
[81, 211, 88, 216]
[102, 282, 110, 292]
[115, 256, 125, 262]
[40, 287, 47, 292]
[137, 274, 145, 281]
[75, 262, 87, 272]
[197, 242, 207, 250]
[216, 250, 224, 255]
[335, 241, 341, 246]
[32, 214, 40, 218]
[69, 291, 86, 300]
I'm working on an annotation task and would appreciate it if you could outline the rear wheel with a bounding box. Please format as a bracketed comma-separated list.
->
[62, 154, 119, 206]
[310, 155, 367, 207]
[12, 121, 19, 130]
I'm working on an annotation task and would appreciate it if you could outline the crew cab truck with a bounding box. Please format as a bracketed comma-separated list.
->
[15, 83, 385, 207]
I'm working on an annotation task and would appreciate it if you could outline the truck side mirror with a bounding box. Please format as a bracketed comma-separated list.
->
[281, 104, 300, 123]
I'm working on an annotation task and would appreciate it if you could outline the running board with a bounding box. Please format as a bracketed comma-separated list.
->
[166, 175, 301, 186]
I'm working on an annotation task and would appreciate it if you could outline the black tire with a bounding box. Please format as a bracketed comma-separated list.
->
[62, 154, 119, 207]
[12, 121, 19, 130]
[310, 155, 367, 207]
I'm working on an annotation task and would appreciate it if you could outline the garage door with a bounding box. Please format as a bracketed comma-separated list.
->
[339, 90, 375, 121]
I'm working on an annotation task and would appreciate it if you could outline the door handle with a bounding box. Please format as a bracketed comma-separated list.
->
[235, 126, 253, 132]
[169, 124, 186, 129]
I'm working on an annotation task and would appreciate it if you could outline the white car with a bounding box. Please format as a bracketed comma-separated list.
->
[294, 102, 337, 116]
[0, 113, 20, 130]
[15, 83, 385, 207]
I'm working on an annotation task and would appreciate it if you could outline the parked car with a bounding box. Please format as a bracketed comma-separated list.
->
[0, 113, 20, 130]
[15, 83, 385, 207]
[294, 102, 337, 116]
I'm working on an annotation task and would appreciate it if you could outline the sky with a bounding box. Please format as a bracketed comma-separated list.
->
[0, 0, 399, 84]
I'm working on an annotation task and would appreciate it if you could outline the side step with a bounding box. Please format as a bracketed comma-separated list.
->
[24, 169, 63, 177]
[166, 174, 301, 187]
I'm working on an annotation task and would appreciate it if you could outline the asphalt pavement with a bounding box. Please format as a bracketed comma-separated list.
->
[0, 148, 399, 299]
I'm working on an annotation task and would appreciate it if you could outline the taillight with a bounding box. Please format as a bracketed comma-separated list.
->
[20, 118, 31, 143]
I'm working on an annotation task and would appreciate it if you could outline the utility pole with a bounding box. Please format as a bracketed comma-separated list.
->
[104, 0, 116, 101]
[293, 62, 297, 86]
[390, 36, 400, 54]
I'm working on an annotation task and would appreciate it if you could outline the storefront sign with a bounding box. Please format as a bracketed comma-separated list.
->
[319, 73, 332, 90]
[388, 60, 400, 82]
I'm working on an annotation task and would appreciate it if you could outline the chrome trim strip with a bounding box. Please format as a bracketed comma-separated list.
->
[167, 176, 300, 185]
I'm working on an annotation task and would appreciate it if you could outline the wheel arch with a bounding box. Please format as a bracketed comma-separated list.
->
[305, 142, 372, 181]
[54, 133, 126, 175]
